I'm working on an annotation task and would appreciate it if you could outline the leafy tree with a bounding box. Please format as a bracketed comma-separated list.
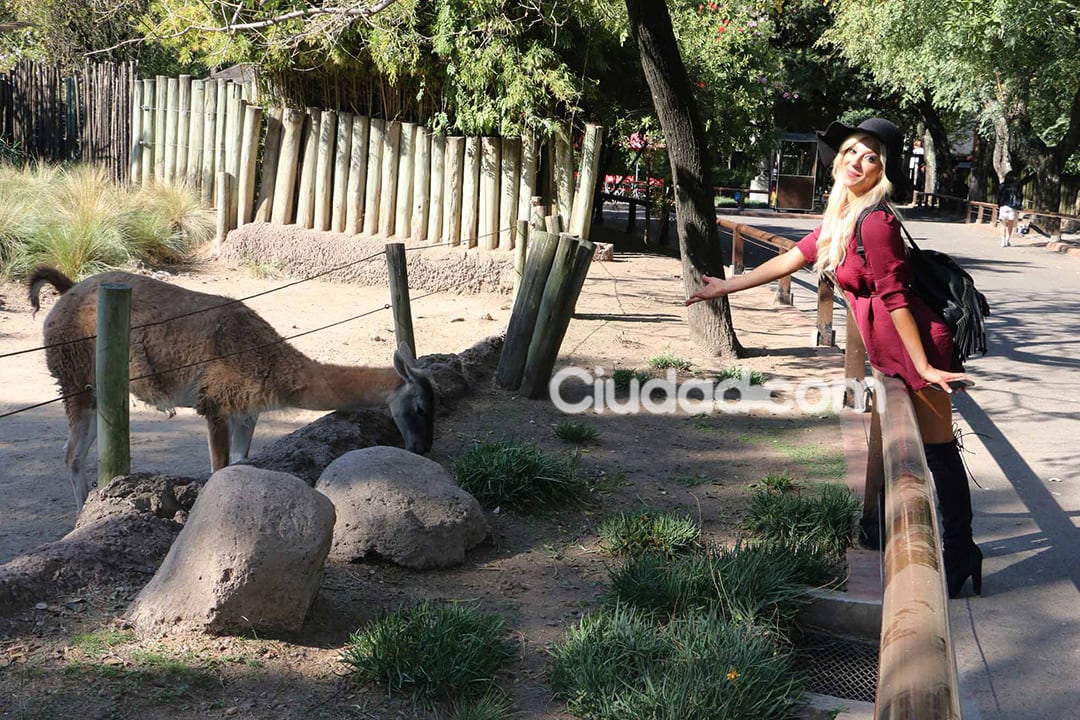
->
[823, 0, 1080, 213]
[625, 0, 741, 357]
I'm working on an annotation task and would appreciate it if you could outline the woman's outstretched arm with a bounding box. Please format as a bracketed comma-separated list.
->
[685, 246, 809, 306]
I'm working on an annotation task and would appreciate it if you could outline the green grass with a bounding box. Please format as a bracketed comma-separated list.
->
[714, 366, 768, 385]
[647, 352, 691, 371]
[451, 438, 587, 512]
[743, 481, 861, 563]
[0, 163, 212, 279]
[70, 628, 137, 657]
[554, 419, 600, 445]
[598, 507, 701, 558]
[340, 600, 515, 705]
[548, 603, 804, 720]
[612, 367, 652, 392]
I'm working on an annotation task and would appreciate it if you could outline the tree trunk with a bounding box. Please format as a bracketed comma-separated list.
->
[625, 0, 741, 357]
[917, 94, 953, 196]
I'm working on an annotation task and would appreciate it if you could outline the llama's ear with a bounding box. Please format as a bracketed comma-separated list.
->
[394, 341, 417, 377]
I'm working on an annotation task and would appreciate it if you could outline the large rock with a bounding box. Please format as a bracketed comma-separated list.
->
[125, 466, 335, 635]
[317, 446, 489, 569]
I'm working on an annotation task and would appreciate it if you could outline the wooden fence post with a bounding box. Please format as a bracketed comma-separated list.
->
[495, 229, 560, 390]
[176, 75, 192, 179]
[554, 127, 575, 230]
[345, 114, 370, 235]
[385, 242, 415, 356]
[253, 106, 283, 223]
[271, 108, 304, 225]
[427, 133, 445, 243]
[379, 120, 401, 238]
[500, 137, 521, 249]
[296, 107, 321, 229]
[362, 118, 385, 236]
[313, 109, 337, 232]
[237, 103, 262, 227]
[331, 111, 353, 234]
[478, 136, 501, 250]
[96, 283, 131, 488]
[187, 79, 205, 189]
[569, 124, 604, 242]
[444, 136, 465, 246]
[199, 80, 217, 206]
[412, 128, 431, 240]
[129, 79, 143, 184]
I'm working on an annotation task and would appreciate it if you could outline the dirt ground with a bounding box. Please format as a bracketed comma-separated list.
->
[0, 228, 848, 720]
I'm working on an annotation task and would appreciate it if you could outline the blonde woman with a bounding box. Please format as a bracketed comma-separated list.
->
[686, 118, 982, 598]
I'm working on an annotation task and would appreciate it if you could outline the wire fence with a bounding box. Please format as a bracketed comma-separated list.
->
[0, 238, 470, 421]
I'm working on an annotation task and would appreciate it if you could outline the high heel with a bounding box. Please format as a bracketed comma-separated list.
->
[925, 440, 984, 599]
[945, 542, 983, 598]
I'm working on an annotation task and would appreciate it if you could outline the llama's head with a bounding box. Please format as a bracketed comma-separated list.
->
[388, 342, 435, 454]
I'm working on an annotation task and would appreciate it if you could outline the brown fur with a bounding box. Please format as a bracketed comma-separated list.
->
[28, 266, 434, 511]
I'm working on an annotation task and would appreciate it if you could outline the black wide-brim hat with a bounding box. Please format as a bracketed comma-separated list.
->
[817, 117, 907, 195]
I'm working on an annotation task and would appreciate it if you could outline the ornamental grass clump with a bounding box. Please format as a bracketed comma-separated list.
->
[598, 507, 701, 558]
[554, 419, 600, 445]
[451, 438, 586, 512]
[743, 481, 861, 564]
[548, 603, 803, 720]
[340, 600, 515, 706]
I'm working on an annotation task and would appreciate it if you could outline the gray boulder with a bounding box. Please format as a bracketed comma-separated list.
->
[317, 446, 489, 569]
[125, 465, 335, 635]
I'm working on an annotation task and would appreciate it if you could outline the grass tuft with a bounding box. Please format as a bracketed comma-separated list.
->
[743, 481, 861, 563]
[548, 603, 803, 720]
[340, 600, 515, 705]
[612, 367, 653, 392]
[715, 366, 768, 385]
[647, 351, 691, 371]
[554, 419, 600, 445]
[598, 507, 701, 558]
[451, 438, 587, 512]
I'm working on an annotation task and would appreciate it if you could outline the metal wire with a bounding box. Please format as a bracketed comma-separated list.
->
[793, 630, 879, 703]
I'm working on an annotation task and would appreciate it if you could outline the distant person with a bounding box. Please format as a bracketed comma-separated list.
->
[997, 174, 1022, 247]
[686, 118, 983, 598]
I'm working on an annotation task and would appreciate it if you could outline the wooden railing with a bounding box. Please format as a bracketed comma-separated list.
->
[868, 370, 962, 720]
[915, 190, 1079, 242]
[717, 217, 836, 347]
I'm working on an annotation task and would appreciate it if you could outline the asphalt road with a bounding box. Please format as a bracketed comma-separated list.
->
[718, 207, 1080, 720]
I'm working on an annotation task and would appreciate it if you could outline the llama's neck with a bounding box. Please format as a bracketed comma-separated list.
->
[287, 360, 404, 411]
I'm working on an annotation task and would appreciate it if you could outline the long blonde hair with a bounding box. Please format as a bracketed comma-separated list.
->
[815, 132, 897, 273]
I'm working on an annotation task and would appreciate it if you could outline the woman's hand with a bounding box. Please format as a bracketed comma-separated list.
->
[685, 274, 730, 306]
[921, 366, 973, 394]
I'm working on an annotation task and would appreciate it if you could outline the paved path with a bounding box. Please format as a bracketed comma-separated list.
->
[719, 208, 1080, 720]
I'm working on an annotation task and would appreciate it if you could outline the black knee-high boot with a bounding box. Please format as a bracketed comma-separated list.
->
[925, 441, 983, 598]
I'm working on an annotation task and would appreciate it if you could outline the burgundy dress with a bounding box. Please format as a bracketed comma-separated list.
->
[796, 209, 958, 391]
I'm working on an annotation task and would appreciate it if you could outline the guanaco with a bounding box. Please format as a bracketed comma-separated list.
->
[28, 266, 435, 511]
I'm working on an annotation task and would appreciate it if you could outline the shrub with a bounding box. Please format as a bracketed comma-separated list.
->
[743, 482, 861, 562]
[598, 507, 700, 558]
[340, 600, 515, 705]
[451, 438, 586, 512]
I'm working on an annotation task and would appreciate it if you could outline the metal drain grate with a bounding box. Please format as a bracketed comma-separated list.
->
[793, 630, 879, 703]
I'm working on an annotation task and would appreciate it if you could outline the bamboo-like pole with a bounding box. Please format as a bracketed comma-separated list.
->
[140, 79, 154, 185]
[379, 120, 401, 238]
[270, 108, 305, 225]
[385, 242, 416, 356]
[345, 114, 369, 234]
[500, 137, 521, 249]
[237, 103, 262, 227]
[211, 79, 228, 206]
[176, 75, 192, 180]
[478, 136, 501, 250]
[518, 132, 537, 228]
[129, 79, 142, 184]
[163, 77, 179, 182]
[253, 106, 283, 223]
[153, 75, 167, 182]
[331, 111, 353, 233]
[313, 109, 337, 232]
[494, 229, 560, 390]
[295, 108, 321, 229]
[461, 136, 481, 248]
[443, 137, 465, 246]
[394, 122, 415, 238]
[200, 80, 218, 206]
[96, 283, 131, 488]
[362, 118, 384, 236]
[569, 124, 604, 242]
[411, 128, 431, 240]
[187, 79, 205, 188]
[427, 133, 445, 243]
[554, 126, 575, 230]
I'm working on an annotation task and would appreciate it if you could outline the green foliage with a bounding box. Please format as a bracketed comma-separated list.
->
[598, 507, 701, 558]
[715, 366, 767, 385]
[743, 481, 860, 563]
[612, 367, 652, 392]
[450, 438, 586, 512]
[0, 164, 211, 279]
[647, 352, 691, 371]
[340, 600, 515, 705]
[554, 419, 600, 445]
[548, 604, 804, 720]
[606, 542, 811, 625]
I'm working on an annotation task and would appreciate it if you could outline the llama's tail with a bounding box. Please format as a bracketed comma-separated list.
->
[27, 265, 75, 317]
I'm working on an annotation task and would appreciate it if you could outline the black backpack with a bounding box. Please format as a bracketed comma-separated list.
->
[856, 206, 990, 363]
